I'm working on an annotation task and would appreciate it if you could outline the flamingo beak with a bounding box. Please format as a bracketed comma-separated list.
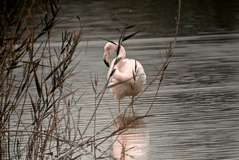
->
[104, 59, 109, 67]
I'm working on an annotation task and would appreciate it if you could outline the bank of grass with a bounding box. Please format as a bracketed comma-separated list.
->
[0, 0, 181, 159]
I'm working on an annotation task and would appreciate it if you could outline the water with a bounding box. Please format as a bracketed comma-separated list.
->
[14, 0, 239, 159]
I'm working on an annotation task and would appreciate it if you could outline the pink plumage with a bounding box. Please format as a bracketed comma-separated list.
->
[103, 42, 146, 117]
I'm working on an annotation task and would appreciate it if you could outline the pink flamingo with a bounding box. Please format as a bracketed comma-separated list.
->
[103, 42, 146, 117]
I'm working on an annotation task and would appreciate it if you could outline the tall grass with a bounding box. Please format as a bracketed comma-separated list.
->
[0, 0, 181, 159]
[0, 0, 82, 159]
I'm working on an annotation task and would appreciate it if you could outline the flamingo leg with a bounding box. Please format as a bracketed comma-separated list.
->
[131, 95, 135, 118]
[118, 99, 121, 113]
[118, 99, 123, 120]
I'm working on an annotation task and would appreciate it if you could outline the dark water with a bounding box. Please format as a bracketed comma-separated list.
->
[16, 0, 239, 159]
[58, 0, 239, 38]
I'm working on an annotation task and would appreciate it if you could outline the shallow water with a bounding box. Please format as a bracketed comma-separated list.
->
[12, 0, 239, 159]
[71, 34, 239, 160]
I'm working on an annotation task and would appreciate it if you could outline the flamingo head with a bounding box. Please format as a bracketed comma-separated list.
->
[103, 42, 117, 67]
[103, 41, 126, 67]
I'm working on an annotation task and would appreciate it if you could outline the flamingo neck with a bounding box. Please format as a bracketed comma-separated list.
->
[117, 45, 126, 60]
[105, 42, 126, 64]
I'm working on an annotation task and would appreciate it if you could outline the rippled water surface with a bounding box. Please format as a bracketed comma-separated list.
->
[15, 0, 239, 159]
[72, 34, 239, 160]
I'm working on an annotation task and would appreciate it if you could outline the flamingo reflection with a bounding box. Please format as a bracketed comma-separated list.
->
[110, 117, 149, 160]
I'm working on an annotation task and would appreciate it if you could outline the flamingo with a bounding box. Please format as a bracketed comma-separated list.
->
[103, 42, 146, 117]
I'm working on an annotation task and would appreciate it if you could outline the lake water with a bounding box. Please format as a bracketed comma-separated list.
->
[13, 0, 239, 159]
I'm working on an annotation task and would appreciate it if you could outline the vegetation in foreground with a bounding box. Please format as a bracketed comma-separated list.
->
[0, 0, 181, 159]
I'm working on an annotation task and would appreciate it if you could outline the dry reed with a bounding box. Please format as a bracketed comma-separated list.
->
[0, 0, 181, 159]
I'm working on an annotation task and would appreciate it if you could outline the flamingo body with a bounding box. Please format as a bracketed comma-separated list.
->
[108, 58, 146, 100]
